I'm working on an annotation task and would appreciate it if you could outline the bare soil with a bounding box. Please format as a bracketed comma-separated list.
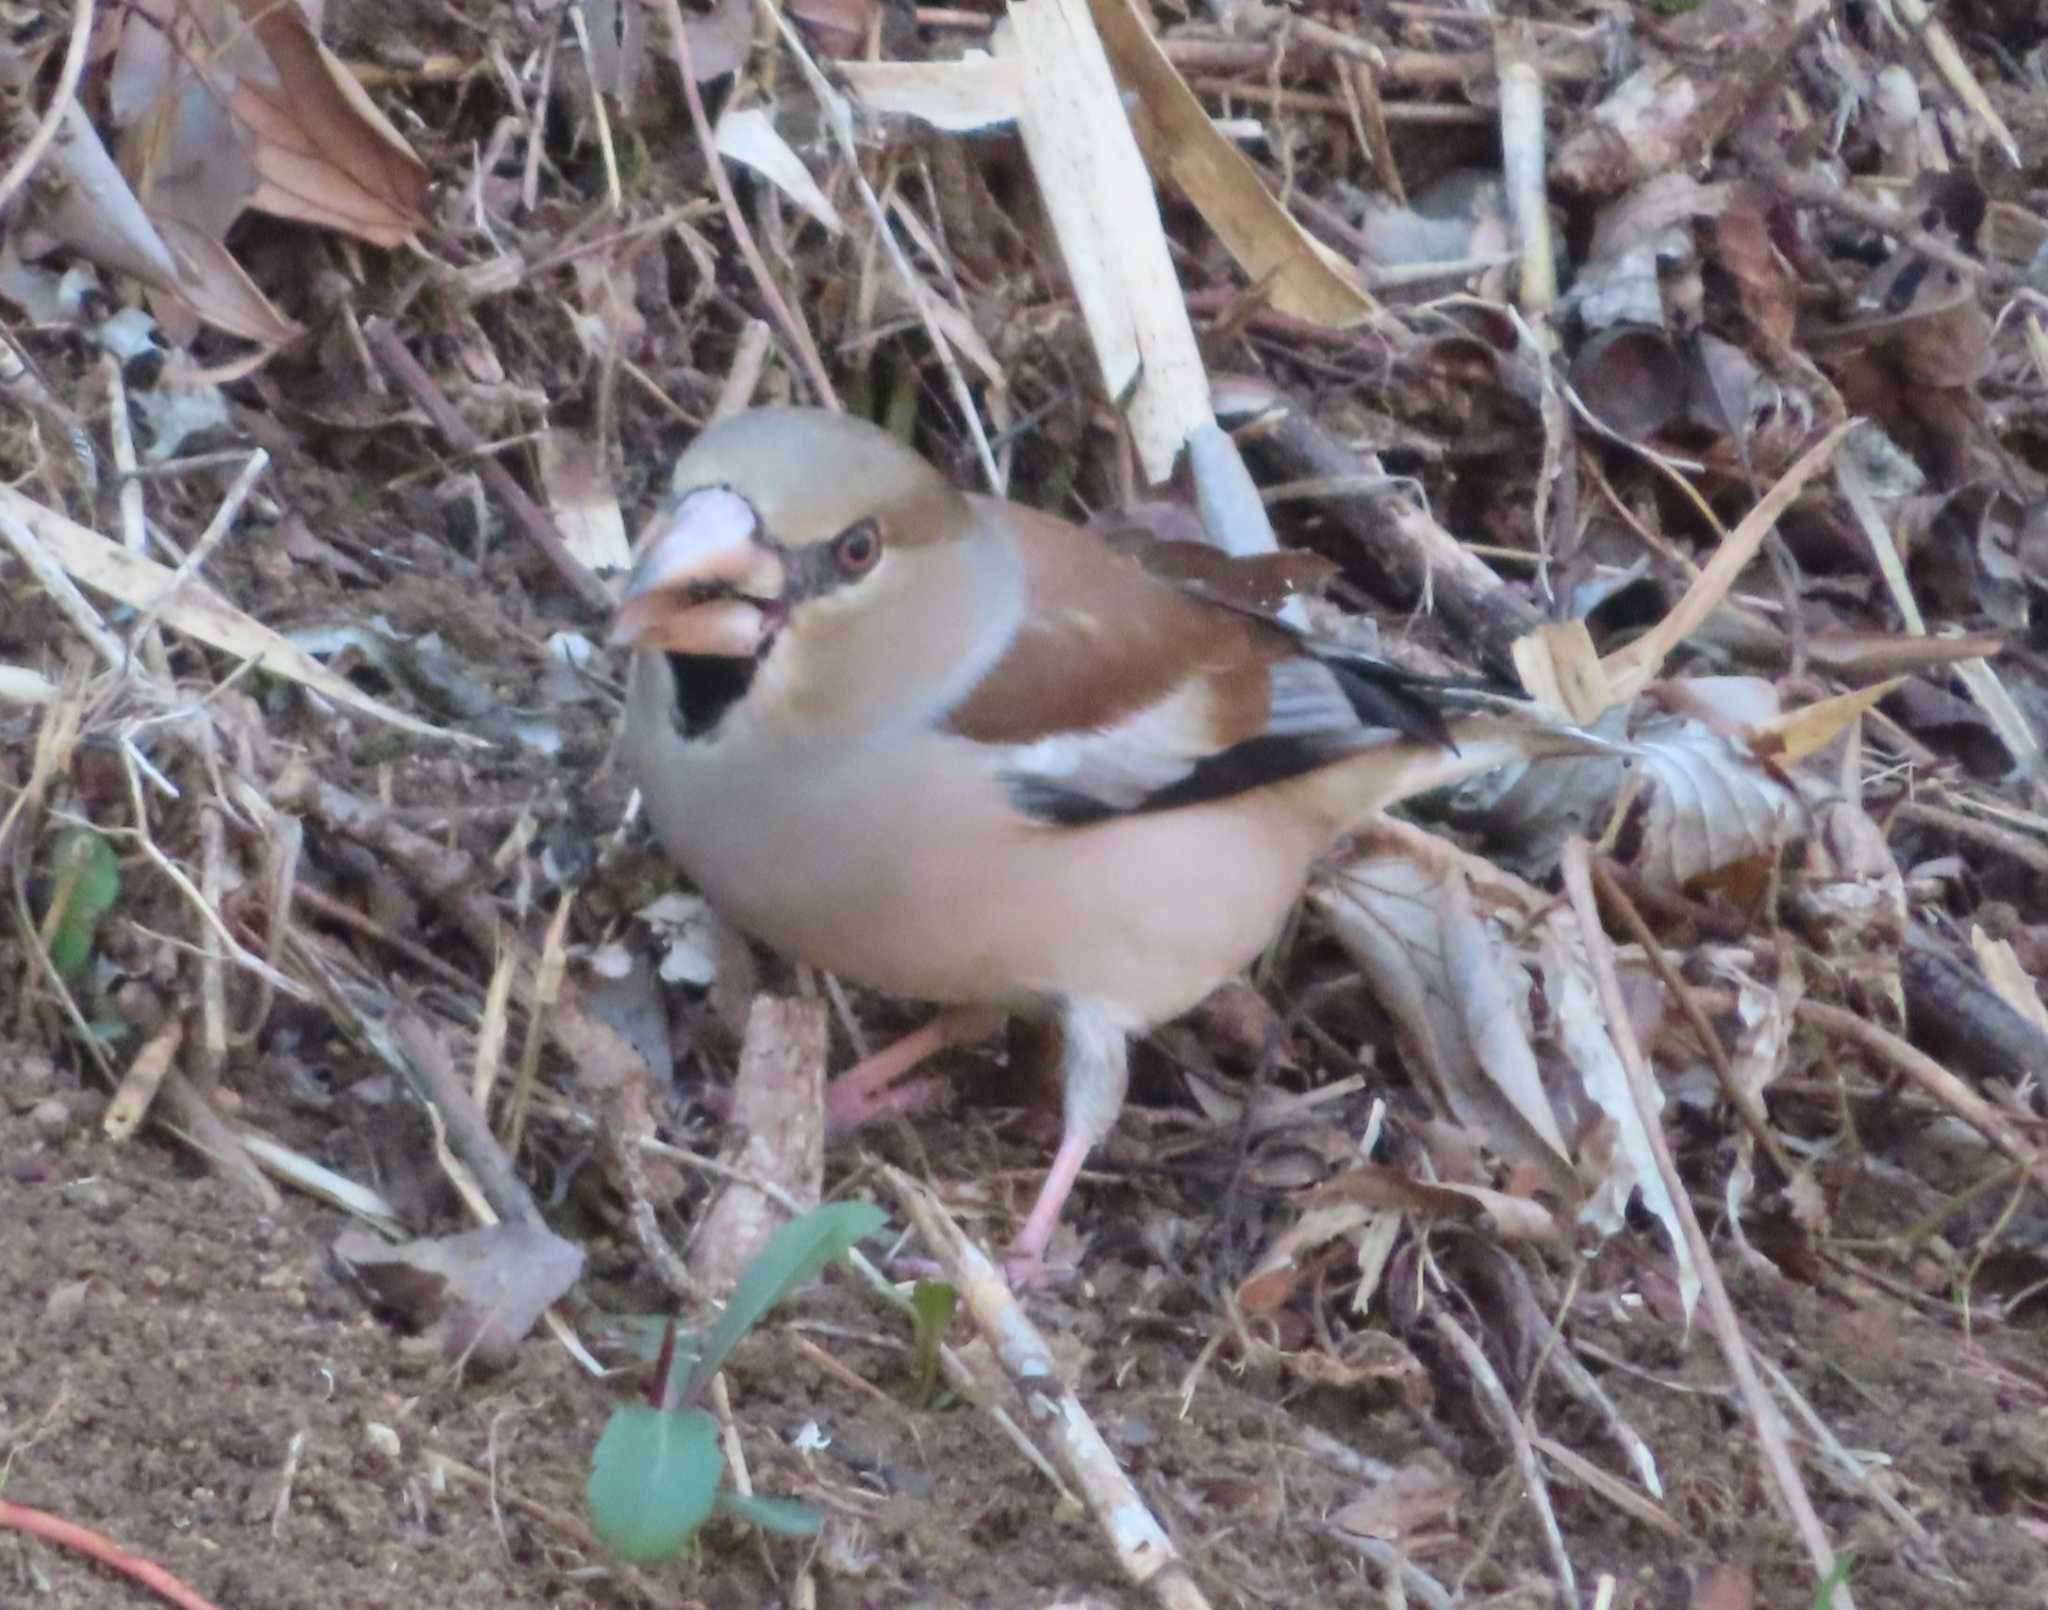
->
[8, 1055, 2048, 1607]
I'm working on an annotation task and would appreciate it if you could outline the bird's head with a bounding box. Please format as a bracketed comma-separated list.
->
[612, 407, 1012, 733]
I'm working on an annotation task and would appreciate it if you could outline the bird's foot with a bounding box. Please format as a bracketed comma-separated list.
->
[998, 1246, 1078, 1291]
[821, 1007, 1003, 1137]
[824, 1075, 949, 1137]
[877, 1245, 1077, 1291]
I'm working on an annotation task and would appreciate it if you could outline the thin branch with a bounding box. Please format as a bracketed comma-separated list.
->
[362, 319, 614, 618]
[648, 0, 840, 411]
[0, 0, 94, 214]
[1561, 841, 1855, 1609]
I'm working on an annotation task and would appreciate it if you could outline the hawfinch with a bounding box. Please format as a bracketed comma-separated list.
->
[614, 407, 1577, 1284]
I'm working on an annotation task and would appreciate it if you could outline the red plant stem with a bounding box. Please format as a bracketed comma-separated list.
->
[0, 1498, 227, 1610]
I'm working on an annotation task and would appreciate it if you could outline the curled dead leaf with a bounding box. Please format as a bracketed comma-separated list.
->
[1572, 325, 1689, 442]
[785, 0, 876, 59]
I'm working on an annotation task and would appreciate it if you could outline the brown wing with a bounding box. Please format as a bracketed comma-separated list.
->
[944, 501, 1432, 824]
[943, 499, 1277, 750]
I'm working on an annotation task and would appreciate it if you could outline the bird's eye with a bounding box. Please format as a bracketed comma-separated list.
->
[829, 520, 883, 578]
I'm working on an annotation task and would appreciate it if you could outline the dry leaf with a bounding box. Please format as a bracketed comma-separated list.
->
[1627, 720, 1804, 889]
[841, 55, 1020, 133]
[29, 103, 183, 295]
[535, 430, 632, 575]
[0, 486, 473, 745]
[715, 106, 845, 234]
[1316, 853, 1572, 1174]
[1310, 1164, 1558, 1243]
[1332, 1458, 1466, 1544]
[1572, 325, 1689, 441]
[680, 0, 754, 80]
[1000, 0, 1210, 483]
[120, 0, 429, 252]
[334, 1220, 585, 1370]
[1085, 0, 1373, 328]
[1317, 820, 1701, 1322]
[786, 0, 875, 59]
[1750, 679, 1904, 766]
[224, 0, 431, 246]
[1712, 186, 1797, 351]
[151, 214, 305, 347]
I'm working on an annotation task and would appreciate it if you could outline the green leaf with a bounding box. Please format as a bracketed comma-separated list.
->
[684, 1201, 886, 1402]
[715, 1490, 824, 1537]
[587, 1404, 722, 1565]
[1810, 1554, 1856, 1610]
[41, 828, 120, 981]
[906, 1280, 957, 1408]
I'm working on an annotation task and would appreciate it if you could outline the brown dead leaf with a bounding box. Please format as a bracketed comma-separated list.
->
[1690, 1561, 1756, 1610]
[1871, 259, 1994, 390]
[1332, 1456, 1466, 1547]
[1712, 187, 1797, 351]
[151, 214, 305, 347]
[1309, 1163, 1558, 1243]
[224, 0, 430, 248]
[333, 1219, 585, 1372]
[1086, 0, 1373, 328]
[1192, 1479, 1282, 1525]
[1572, 325, 1689, 441]
[1238, 1199, 1374, 1315]
[1750, 679, 1904, 766]
[786, 0, 874, 59]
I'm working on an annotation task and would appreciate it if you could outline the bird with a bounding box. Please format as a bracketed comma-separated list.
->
[613, 406, 1587, 1286]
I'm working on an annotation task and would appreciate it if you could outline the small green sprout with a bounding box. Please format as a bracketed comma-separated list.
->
[906, 1279, 957, 1409]
[587, 1200, 886, 1566]
[39, 827, 120, 982]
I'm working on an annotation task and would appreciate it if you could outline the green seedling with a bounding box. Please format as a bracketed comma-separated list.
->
[1810, 1553, 1857, 1610]
[587, 1200, 886, 1566]
[39, 827, 120, 982]
[905, 1279, 957, 1409]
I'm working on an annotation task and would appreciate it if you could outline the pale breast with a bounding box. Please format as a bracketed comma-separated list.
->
[625, 653, 1326, 1025]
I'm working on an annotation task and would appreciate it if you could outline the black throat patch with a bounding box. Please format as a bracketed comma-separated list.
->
[666, 653, 760, 739]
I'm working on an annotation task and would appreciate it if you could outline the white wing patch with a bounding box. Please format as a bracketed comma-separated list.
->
[1001, 674, 1223, 811]
[991, 656, 1376, 822]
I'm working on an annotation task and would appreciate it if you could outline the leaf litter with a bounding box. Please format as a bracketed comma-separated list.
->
[4, 0, 2048, 1605]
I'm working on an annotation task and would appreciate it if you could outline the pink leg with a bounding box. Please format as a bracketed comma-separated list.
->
[825, 1007, 1003, 1136]
[1002, 1127, 1094, 1289]
[999, 1007, 1129, 1289]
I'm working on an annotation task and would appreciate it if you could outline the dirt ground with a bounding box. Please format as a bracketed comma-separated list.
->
[7, 1054, 2048, 1609]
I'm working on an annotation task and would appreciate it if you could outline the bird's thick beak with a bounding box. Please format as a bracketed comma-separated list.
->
[610, 486, 788, 656]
